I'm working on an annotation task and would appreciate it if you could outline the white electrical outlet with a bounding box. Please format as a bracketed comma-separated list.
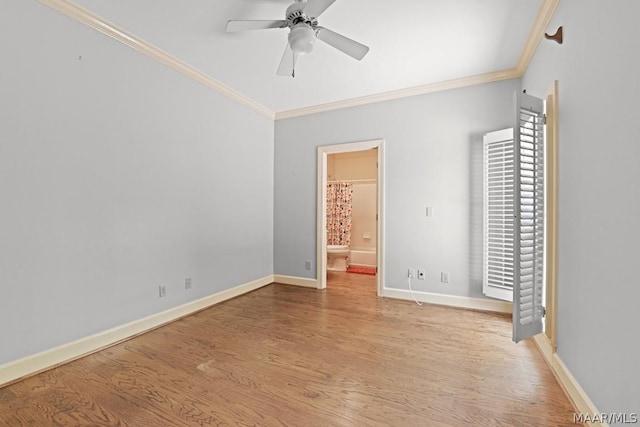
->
[408, 268, 416, 279]
[185, 278, 192, 289]
[441, 272, 450, 283]
[159, 285, 167, 297]
[417, 269, 425, 280]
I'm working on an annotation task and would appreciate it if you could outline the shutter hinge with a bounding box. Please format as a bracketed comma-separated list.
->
[542, 306, 546, 317]
[543, 114, 547, 125]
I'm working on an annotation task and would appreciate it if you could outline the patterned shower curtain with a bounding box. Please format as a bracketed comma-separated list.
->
[326, 182, 353, 246]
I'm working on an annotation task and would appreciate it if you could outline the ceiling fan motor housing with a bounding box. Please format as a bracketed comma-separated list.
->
[285, 2, 318, 27]
[227, 0, 369, 76]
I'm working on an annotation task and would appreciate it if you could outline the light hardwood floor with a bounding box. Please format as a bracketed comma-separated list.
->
[0, 272, 579, 426]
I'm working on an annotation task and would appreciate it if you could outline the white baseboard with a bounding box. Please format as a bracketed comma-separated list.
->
[0, 275, 273, 387]
[533, 335, 606, 427]
[349, 264, 377, 269]
[273, 274, 318, 288]
[381, 287, 512, 313]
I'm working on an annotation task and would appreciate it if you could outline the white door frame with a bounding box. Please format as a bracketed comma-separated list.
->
[316, 139, 385, 295]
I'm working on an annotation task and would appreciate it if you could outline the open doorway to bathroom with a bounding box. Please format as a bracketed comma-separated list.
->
[316, 140, 384, 296]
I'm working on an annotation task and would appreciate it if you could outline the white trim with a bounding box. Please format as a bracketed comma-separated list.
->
[317, 140, 385, 296]
[0, 275, 273, 387]
[38, 0, 559, 120]
[382, 287, 512, 314]
[533, 335, 607, 427]
[276, 69, 518, 120]
[38, 0, 274, 119]
[515, 0, 561, 75]
[272, 275, 318, 288]
[274, 0, 559, 120]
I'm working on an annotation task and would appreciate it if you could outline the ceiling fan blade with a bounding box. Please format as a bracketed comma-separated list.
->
[226, 20, 288, 32]
[276, 43, 298, 77]
[316, 27, 369, 60]
[303, 0, 336, 19]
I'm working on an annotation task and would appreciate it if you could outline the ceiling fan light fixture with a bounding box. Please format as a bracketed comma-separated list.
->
[227, 0, 369, 76]
[288, 23, 316, 54]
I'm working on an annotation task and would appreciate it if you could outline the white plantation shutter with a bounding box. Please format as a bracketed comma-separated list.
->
[482, 92, 545, 343]
[483, 128, 515, 302]
[513, 92, 545, 343]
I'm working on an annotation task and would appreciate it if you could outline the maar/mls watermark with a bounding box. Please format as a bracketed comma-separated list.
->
[573, 412, 638, 424]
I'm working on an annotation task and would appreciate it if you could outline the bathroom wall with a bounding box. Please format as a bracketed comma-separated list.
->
[328, 150, 377, 181]
[328, 151, 377, 255]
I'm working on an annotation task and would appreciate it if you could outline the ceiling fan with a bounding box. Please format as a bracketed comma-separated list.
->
[226, 0, 369, 77]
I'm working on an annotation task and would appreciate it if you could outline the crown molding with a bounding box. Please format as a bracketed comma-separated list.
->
[38, 0, 275, 120]
[274, 68, 519, 120]
[275, 0, 560, 120]
[516, 0, 561, 75]
[39, 0, 558, 122]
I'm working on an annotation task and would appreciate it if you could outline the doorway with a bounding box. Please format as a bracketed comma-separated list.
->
[317, 140, 384, 295]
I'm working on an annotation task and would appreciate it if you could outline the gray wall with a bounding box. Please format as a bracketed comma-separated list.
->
[0, 1, 274, 365]
[274, 79, 520, 297]
[522, 0, 640, 415]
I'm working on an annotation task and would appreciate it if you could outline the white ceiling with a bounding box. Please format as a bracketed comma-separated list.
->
[71, 0, 543, 113]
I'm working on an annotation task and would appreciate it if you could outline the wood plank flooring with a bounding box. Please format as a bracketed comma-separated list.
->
[0, 272, 580, 426]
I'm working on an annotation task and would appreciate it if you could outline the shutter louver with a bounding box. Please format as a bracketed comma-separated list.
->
[513, 92, 545, 343]
[483, 128, 516, 302]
